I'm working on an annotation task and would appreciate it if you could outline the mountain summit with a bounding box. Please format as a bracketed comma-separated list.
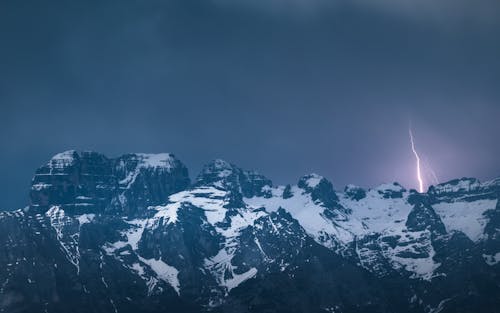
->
[1, 151, 499, 313]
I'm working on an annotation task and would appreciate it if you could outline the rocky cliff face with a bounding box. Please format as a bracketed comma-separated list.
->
[29, 151, 190, 216]
[2, 151, 500, 313]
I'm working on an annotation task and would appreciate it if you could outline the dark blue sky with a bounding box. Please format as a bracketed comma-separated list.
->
[1, 0, 499, 209]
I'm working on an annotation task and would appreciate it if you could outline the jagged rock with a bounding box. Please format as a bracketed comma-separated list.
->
[297, 174, 339, 209]
[406, 194, 446, 235]
[344, 184, 366, 201]
[30, 151, 190, 216]
[195, 159, 272, 198]
[113, 153, 190, 215]
[30, 151, 116, 214]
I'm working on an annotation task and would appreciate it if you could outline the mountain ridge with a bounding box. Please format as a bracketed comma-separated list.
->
[1, 150, 499, 313]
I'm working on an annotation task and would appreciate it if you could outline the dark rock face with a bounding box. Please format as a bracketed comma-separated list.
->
[30, 150, 116, 214]
[282, 184, 293, 199]
[298, 174, 339, 209]
[3, 152, 500, 313]
[30, 151, 190, 216]
[377, 183, 406, 199]
[406, 194, 446, 235]
[344, 185, 366, 201]
[195, 159, 272, 198]
[113, 153, 190, 215]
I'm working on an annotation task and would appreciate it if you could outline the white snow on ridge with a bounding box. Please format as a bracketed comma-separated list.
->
[159, 187, 228, 225]
[118, 153, 177, 189]
[483, 253, 500, 266]
[138, 187, 229, 228]
[45, 206, 81, 273]
[77, 214, 95, 226]
[433, 199, 497, 241]
[225, 268, 257, 291]
[151, 203, 181, 226]
[48, 150, 77, 170]
[245, 186, 363, 246]
[246, 185, 413, 246]
[433, 178, 481, 194]
[305, 174, 323, 188]
[246, 184, 447, 280]
[136, 153, 176, 169]
[339, 189, 412, 235]
[138, 256, 180, 295]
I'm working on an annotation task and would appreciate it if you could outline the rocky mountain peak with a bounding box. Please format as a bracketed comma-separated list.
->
[406, 193, 446, 235]
[196, 159, 272, 198]
[46, 150, 79, 170]
[430, 177, 481, 195]
[29, 151, 190, 216]
[373, 182, 406, 199]
[297, 173, 339, 209]
[343, 184, 366, 201]
[196, 159, 239, 186]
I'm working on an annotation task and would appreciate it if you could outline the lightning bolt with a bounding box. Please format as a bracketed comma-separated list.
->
[421, 155, 439, 186]
[429, 169, 439, 185]
[409, 127, 424, 193]
[425, 158, 440, 186]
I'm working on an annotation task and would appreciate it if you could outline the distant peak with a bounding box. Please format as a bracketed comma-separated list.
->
[300, 173, 324, 189]
[344, 184, 366, 201]
[297, 174, 339, 208]
[211, 158, 233, 169]
[125, 153, 177, 169]
[374, 182, 406, 192]
[49, 150, 79, 162]
[47, 150, 79, 170]
[430, 177, 481, 194]
[197, 159, 237, 183]
[195, 159, 272, 198]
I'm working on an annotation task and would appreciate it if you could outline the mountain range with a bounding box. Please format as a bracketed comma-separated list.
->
[1, 150, 499, 313]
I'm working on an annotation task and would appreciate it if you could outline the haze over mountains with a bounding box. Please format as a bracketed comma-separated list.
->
[1, 150, 499, 313]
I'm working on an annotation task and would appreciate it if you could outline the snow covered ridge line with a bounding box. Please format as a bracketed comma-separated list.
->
[243, 173, 499, 280]
[47, 150, 180, 170]
[26, 152, 500, 281]
[42, 150, 499, 193]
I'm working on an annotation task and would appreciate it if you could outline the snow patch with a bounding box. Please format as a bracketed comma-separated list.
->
[118, 153, 176, 189]
[164, 187, 228, 225]
[150, 203, 180, 226]
[483, 253, 500, 266]
[245, 186, 363, 248]
[138, 256, 180, 294]
[76, 214, 95, 226]
[225, 268, 257, 291]
[136, 153, 176, 169]
[433, 199, 497, 241]
[305, 174, 323, 188]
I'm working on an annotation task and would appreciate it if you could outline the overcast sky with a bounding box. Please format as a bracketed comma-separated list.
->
[1, 0, 499, 209]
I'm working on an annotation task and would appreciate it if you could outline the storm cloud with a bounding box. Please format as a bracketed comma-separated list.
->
[0, 0, 499, 209]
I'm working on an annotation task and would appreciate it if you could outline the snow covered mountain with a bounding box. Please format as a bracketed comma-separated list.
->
[1, 151, 499, 313]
